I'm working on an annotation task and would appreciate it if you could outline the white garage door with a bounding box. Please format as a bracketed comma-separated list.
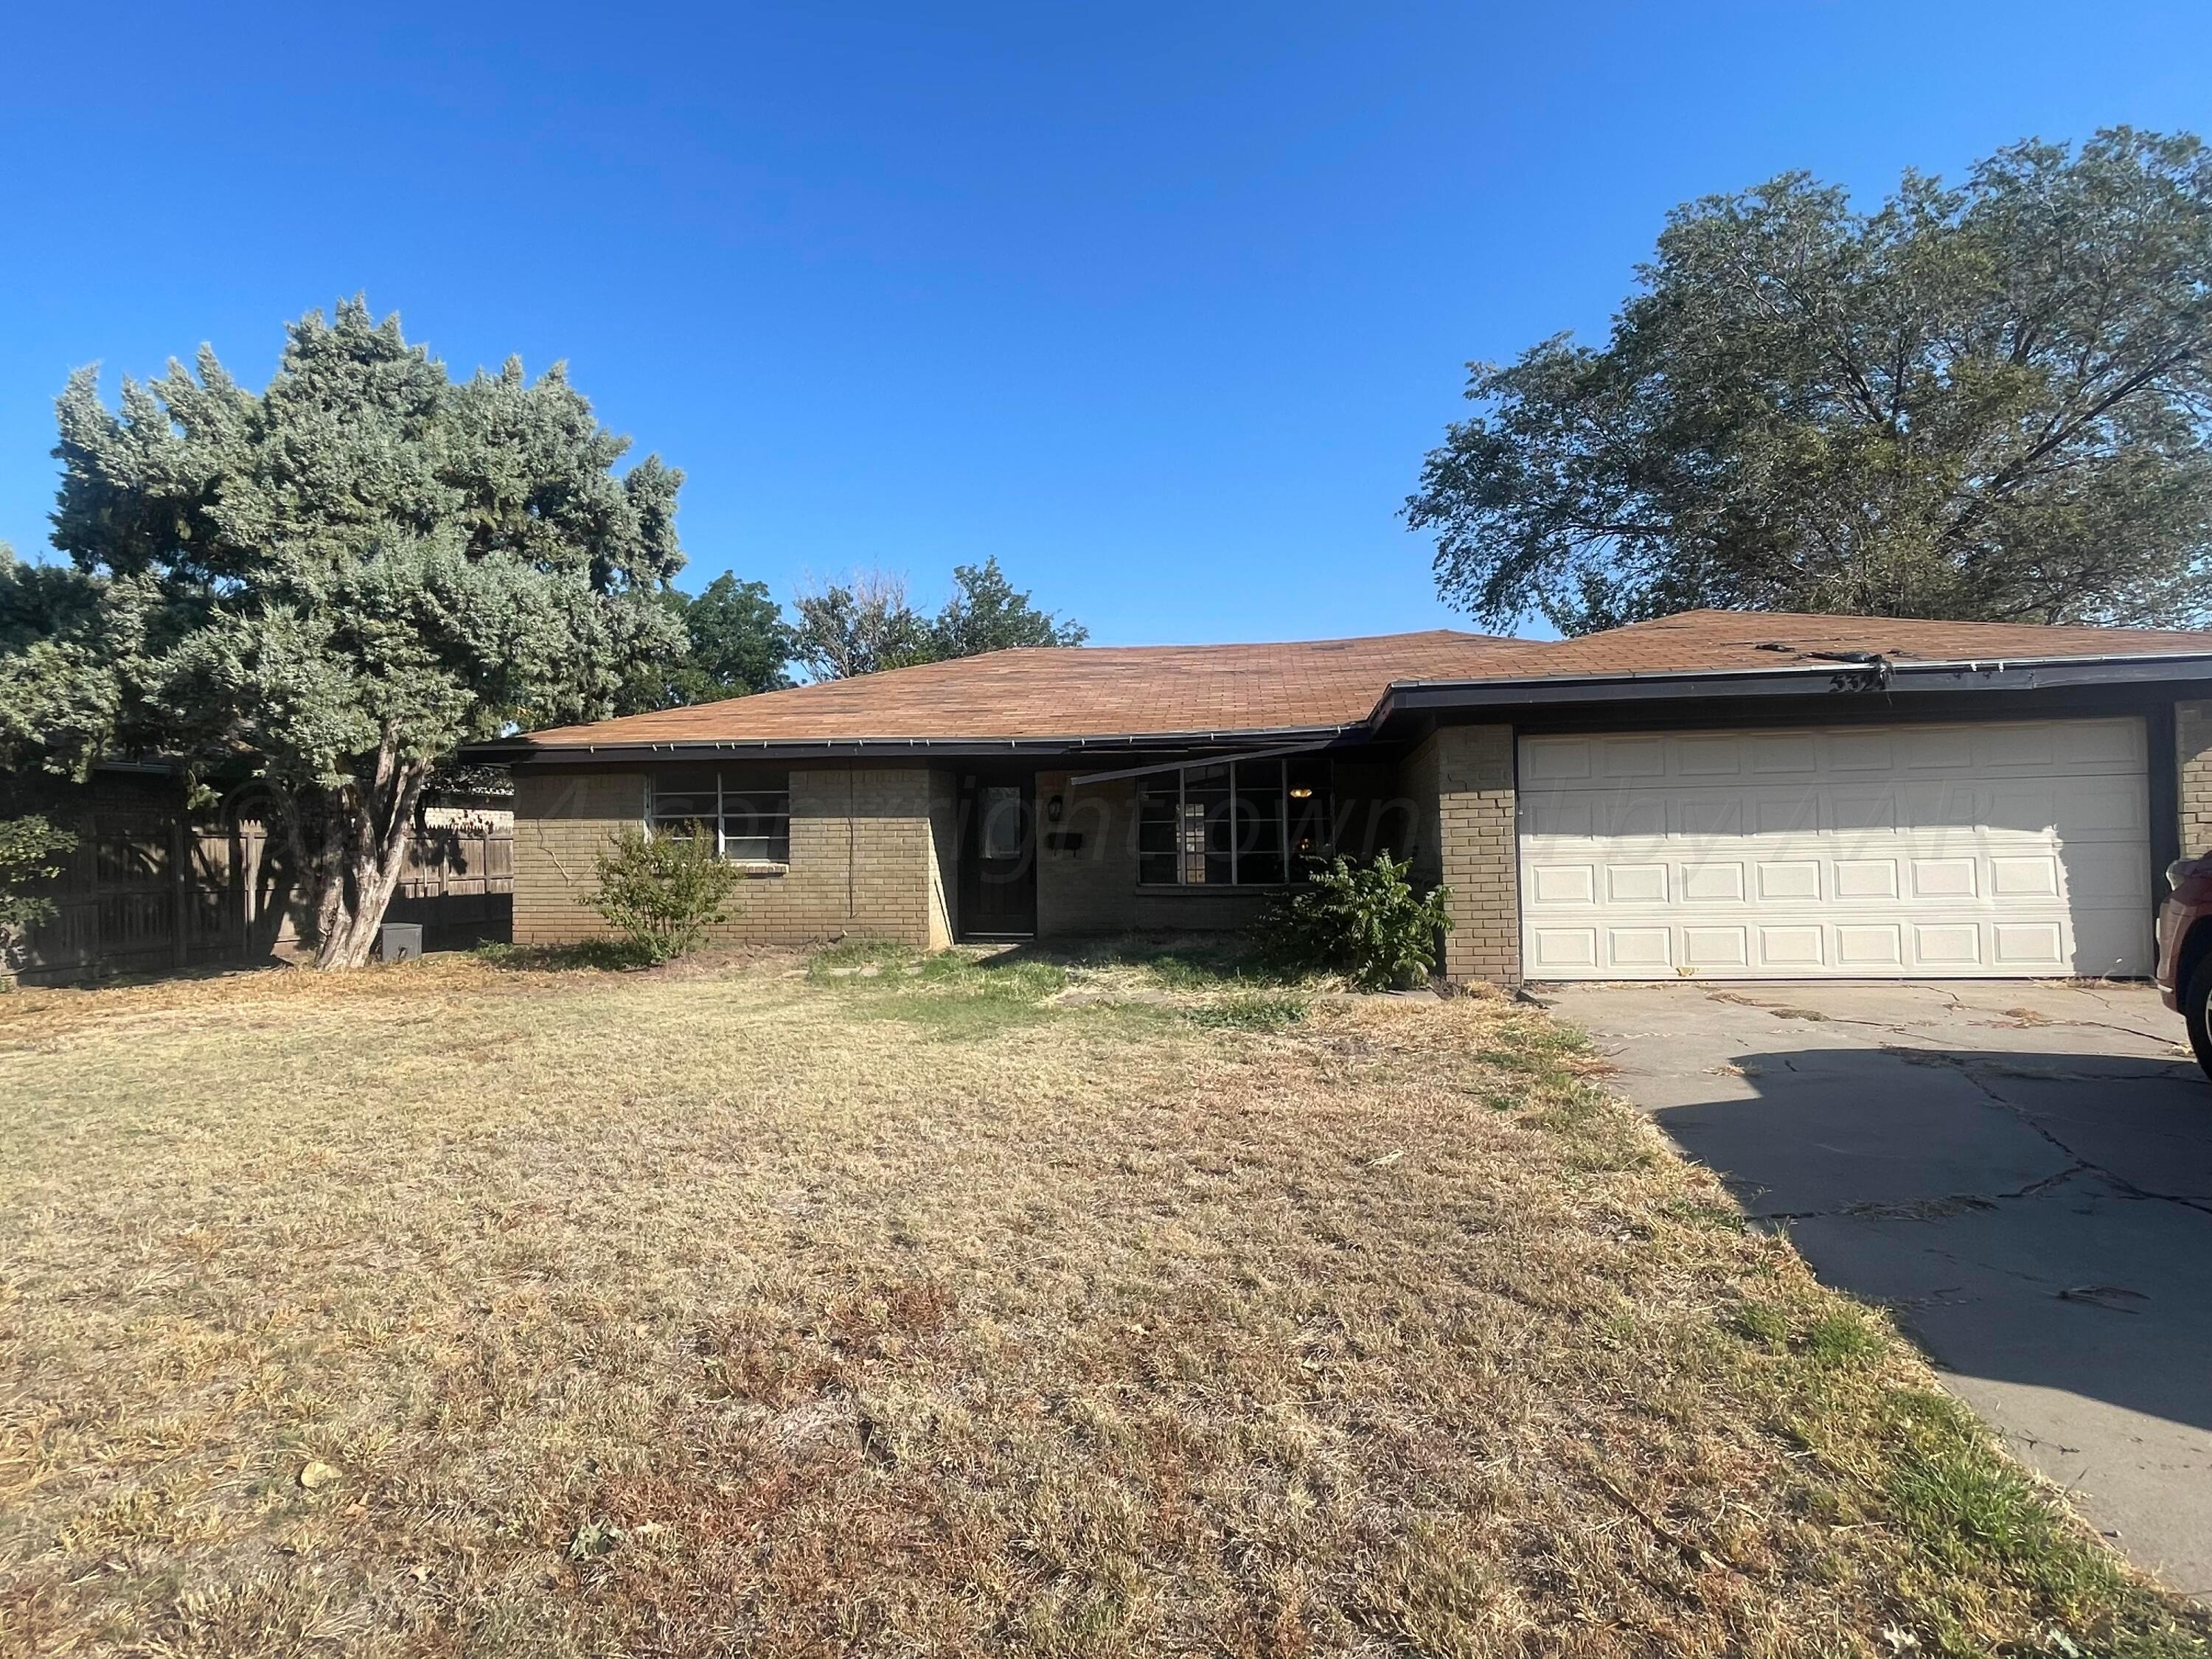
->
[1517, 719, 2152, 980]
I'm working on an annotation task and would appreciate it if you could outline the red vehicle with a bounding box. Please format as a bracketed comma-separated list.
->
[2157, 856, 2212, 1074]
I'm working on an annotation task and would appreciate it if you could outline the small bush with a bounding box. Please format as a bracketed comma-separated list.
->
[1256, 852, 1453, 991]
[590, 825, 745, 963]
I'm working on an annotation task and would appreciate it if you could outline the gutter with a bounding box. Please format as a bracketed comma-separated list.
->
[466, 722, 1367, 768]
[1366, 650, 2212, 726]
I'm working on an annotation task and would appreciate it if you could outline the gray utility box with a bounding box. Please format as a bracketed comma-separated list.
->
[376, 922, 424, 964]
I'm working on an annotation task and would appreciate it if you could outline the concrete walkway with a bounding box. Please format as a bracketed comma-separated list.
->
[1540, 978, 2212, 1601]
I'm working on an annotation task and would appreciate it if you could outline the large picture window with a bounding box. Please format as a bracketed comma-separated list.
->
[1136, 757, 1329, 886]
[649, 771, 791, 863]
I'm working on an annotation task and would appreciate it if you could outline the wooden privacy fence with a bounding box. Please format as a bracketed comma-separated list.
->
[8, 804, 513, 987]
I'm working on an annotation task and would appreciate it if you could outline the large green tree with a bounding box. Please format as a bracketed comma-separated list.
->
[929, 555, 1088, 656]
[789, 557, 1086, 681]
[617, 574, 793, 712]
[12, 299, 687, 967]
[1408, 128, 2212, 633]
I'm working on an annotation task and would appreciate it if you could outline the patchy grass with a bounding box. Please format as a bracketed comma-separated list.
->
[0, 950, 2204, 1658]
[1185, 990, 1310, 1032]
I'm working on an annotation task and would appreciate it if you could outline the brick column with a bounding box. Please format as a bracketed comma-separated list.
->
[1397, 724, 1518, 984]
[2178, 700, 2212, 858]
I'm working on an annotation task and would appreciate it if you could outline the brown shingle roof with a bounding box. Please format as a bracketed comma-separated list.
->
[511, 610, 2212, 750]
[521, 629, 1543, 745]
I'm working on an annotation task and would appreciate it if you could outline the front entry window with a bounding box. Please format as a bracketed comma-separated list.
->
[981, 785, 1025, 860]
[1137, 757, 1321, 886]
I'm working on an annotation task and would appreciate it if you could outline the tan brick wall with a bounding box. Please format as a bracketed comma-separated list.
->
[1397, 724, 1518, 984]
[2179, 700, 2212, 858]
[1034, 771, 1271, 937]
[512, 763, 957, 949]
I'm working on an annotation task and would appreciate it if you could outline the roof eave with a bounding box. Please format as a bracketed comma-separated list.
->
[1368, 650, 2212, 727]
[466, 722, 1368, 768]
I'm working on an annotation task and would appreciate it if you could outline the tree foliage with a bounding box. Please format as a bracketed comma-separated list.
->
[590, 824, 745, 962]
[1408, 128, 2212, 633]
[617, 574, 793, 712]
[790, 570, 938, 681]
[0, 813, 77, 967]
[790, 557, 1085, 681]
[929, 556, 1088, 657]
[12, 298, 687, 967]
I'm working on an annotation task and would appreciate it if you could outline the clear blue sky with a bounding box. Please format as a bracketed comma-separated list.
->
[3, 2, 2206, 644]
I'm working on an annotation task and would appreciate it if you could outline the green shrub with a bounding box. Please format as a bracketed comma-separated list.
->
[1256, 852, 1453, 991]
[590, 824, 745, 963]
[0, 814, 77, 967]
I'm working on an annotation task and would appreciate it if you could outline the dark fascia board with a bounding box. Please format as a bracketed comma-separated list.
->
[471, 723, 1368, 769]
[1368, 652, 2212, 727]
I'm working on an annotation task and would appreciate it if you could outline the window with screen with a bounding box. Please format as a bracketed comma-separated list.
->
[649, 771, 791, 863]
[1135, 757, 1329, 886]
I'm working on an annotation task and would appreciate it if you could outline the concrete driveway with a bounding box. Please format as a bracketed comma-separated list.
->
[1540, 978, 2212, 1601]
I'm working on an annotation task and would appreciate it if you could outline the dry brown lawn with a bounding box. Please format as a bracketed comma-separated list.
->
[1, 942, 2205, 1658]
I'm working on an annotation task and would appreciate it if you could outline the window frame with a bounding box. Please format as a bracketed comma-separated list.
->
[647, 771, 791, 865]
[1135, 758, 1296, 888]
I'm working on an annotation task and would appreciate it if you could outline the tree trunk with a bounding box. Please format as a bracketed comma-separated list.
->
[307, 745, 431, 970]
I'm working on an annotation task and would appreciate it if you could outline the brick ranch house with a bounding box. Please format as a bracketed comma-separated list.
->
[469, 608, 2212, 984]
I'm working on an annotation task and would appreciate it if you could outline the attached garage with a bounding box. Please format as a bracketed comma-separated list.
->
[1516, 718, 2154, 980]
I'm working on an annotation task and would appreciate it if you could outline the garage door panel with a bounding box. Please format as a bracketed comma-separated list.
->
[1526, 863, 1596, 905]
[1607, 863, 1667, 902]
[1519, 739, 1593, 784]
[1989, 854, 2059, 898]
[1836, 922, 1905, 968]
[2064, 785, 2145, 835]
[1756, 860, 1820, 902]
[1517, 719, 2152, 981]
[1526, 926, 1599, 971]
[2073, 911, 2154, 975]
[1909, 858, 1978, 900]
[1753, 793, 1820, 834]
[1608, 927, 1673, 969]
[1680, 862, 1745, 902]
[1675, 797, 1744, 836]
[1682, 926, 1749, 969]
[1912, 922, 1983, 967]
[1750, 735, 1818, 773]
[1833, 859, 1899, 900]
[1992, 921, 2067, 969]
[1829, 790, 1894, 832]
[1757, 924, 1825, 968]
[1599, 738, 1667, 778]
[2056, 720, 2145, 768]
[1896, 728, 1975, 771]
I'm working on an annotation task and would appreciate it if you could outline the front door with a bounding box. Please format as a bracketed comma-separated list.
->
[959, 773, 1037, 939]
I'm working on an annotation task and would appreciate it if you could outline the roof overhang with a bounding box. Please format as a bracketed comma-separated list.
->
[468, 723, 1368, 768]
[1368, 650, 2212, 731]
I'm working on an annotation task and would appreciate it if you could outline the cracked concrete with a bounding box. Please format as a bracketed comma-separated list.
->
[1541, 978, 2212, 1601]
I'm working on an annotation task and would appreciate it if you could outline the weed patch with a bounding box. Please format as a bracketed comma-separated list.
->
[1186, 992, 1309, 1032]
